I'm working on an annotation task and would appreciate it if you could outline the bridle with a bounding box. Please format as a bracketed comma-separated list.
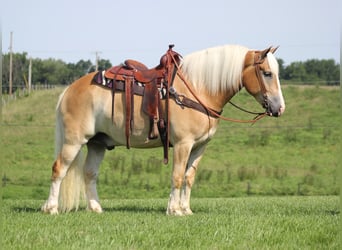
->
[252, 52, 270, 114]
[169, 51, 270, 124]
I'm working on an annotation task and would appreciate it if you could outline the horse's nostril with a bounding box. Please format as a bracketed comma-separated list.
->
[273, 107, 285, 117]
[279, 106, 285, 115]
[266, 107, 282, 117]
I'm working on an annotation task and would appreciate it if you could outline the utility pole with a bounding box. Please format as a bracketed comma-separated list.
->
[9, 31, 13, 95]
[95, 51, 101, 71]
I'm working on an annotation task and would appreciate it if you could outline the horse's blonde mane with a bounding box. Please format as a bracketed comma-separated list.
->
[181, 45, 249, 95]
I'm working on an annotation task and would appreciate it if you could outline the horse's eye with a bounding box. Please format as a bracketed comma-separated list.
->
[263, 71, 272, 77]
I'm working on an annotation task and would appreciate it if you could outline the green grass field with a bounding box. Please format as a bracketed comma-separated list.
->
[0, 85, 340, 249]
[2, 196, 339, 249]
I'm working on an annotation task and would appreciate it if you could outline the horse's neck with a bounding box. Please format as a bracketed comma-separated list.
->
[173, 75, 239, 112]
[213, 88, 240, 110]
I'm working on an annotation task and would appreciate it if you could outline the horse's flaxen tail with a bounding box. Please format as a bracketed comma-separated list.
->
[55, 87, 86, 213]
[59, 150, 85, 213]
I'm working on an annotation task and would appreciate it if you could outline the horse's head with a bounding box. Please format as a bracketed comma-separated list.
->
[242, 47, 285, 117]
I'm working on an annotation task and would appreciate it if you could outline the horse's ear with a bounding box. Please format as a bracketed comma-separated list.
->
[270, 46, 279, 54]
[260, 47, 272, 60]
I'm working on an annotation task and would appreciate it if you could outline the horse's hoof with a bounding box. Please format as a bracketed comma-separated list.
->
[41, 202, 59, 215]
[166, 208, 184, 216]
[182, 208, 193, 215]
[87, 200, 103, 213]
[87, 206, 103, 213]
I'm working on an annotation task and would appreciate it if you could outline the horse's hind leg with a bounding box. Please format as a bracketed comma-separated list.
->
[41, 144, 82, 214]
[84, 142, 106, 213]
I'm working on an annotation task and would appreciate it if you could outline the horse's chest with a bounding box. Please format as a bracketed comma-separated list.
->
[194, 124, 218, 145]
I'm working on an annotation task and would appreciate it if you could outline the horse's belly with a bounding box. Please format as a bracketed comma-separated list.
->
[104, 126, 163, 149]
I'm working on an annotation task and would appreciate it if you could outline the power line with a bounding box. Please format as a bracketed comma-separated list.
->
[0, 123, 338, 130]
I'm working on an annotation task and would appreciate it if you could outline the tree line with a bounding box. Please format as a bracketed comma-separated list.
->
[1, 52, 340, 93]
[277, 58, 339, 85]
[1, 52, 111, 93]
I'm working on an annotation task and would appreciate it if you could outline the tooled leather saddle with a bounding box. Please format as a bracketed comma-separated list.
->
[92, 45, 182, 164]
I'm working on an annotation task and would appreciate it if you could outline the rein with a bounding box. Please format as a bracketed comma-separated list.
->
[169, 53, 268, 124]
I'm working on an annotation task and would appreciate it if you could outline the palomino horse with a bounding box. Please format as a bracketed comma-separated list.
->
[41, 45, 285, 215]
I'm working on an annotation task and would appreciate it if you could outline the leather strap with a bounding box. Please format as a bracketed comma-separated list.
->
[178, 96, 222, 117]
[113, 80, 144, 96]
[125, 77, 132, 149]
[164, 45, 177, 164]
[111, 80, 116, 124]
[253, 53, 267, 95]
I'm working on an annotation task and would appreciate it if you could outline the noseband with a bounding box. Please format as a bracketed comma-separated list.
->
[253, 53, 270, 113]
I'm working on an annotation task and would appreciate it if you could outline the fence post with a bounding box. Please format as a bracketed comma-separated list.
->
[247, 181, 251, 195]
[2, 174, 8, 187]
[297, 183, 302, 195]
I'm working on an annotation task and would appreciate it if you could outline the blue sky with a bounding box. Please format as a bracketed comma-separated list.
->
[1, 0, 340, 67]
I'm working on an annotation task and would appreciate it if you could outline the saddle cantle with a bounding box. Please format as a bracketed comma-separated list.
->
[104, 47, 180, 84]
[92, 45, 182, 163]
[124, 59, 148, 71]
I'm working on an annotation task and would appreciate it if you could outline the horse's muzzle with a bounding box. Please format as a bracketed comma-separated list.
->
[266, 105, 285, 117]
[264, 95, 285, 117]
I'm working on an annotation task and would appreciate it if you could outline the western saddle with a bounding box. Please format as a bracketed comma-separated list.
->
[93, 45, 182, 163]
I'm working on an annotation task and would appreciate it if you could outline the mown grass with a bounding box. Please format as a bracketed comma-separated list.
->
[0, 85, 340, 199]
[2, 196, 339, 249]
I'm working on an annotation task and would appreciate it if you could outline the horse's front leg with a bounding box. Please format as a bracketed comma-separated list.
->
[180, 144, 206, 215]
[167, 142, 192, 216]
[84, 142, 106, 213]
